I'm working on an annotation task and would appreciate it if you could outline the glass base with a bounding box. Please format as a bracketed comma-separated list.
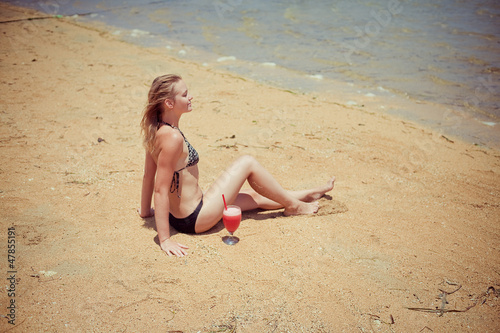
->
[222, 235, 239, 245]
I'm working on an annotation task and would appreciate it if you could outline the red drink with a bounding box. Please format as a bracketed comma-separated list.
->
[223, 206, 241, 233]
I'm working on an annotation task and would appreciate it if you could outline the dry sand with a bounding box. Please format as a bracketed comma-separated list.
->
[0, 3, 499, 332]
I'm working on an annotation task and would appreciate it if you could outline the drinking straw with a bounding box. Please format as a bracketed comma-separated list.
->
[222, 194, 228, 210]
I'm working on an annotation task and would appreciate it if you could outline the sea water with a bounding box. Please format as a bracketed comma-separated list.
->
[5, 0, 499, 147]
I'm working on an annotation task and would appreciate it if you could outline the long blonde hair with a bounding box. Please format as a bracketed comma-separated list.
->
[140, 74, 182, 153]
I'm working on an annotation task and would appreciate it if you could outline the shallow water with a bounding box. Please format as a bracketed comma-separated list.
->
[5, 0, 500, 147]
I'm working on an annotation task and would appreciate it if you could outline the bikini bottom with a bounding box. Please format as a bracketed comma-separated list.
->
[168, 198, 203, 234]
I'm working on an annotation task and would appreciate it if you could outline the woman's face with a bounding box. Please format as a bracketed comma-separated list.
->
[171, 80, 193, 113]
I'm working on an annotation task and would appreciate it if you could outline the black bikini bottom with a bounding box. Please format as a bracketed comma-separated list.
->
[168, 198, 203, 234]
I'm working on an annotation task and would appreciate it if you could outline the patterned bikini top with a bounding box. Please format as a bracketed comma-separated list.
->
[159, 121, 199, 197]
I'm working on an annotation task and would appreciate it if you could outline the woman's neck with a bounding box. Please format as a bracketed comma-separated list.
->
[160, 113, 180, 128]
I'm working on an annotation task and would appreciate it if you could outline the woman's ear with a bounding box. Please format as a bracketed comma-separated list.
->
[164, 99, 174, 109]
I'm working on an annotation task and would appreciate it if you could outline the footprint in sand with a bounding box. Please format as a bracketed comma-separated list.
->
[316, 198, 348, 216]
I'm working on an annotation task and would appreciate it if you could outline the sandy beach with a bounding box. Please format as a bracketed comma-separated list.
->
[0, 3, 499, 332]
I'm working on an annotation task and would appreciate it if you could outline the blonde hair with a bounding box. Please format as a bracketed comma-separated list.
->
[140, 74, 182, 153]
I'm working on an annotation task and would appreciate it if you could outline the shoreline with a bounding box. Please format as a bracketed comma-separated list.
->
[87, 16, 500, 151]
[3, 0, 499, 150]
[1, 3, 499, 332]
[65, 5, 500, 151]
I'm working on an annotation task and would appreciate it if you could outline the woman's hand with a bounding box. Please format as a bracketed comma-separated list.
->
[138, 207, 155, 218]
[160, 238, 189, 257]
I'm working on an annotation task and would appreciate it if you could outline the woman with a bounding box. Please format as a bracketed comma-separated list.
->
[139, 74, 335, 257]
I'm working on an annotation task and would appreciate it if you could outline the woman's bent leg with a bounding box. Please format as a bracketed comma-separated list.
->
[195, 155, 320, 233]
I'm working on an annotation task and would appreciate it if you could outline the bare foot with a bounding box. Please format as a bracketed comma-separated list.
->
[303, 177, 336, 202]
[283, 201, 319, 216]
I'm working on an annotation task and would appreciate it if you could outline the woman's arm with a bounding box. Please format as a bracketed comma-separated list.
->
[139, 151, 157, 218]
[153, 130, 189, 257]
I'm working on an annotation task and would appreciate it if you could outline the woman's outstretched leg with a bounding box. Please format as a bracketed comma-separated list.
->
[196, 155, 322, 233]
[234, 177, 335, 211]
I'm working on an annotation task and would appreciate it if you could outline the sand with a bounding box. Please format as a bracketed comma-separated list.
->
[0, 3, 499, 332]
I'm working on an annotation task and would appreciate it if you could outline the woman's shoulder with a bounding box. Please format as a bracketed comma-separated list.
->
[155, 126, 184, 152]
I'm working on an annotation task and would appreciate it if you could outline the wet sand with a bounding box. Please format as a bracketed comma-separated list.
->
[0, 3, 499, 332]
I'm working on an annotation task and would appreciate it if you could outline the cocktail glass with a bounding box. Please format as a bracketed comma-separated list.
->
[222, 205, 241, 245]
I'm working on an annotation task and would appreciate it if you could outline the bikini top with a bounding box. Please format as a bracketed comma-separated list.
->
[159, 121, 199, 197]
